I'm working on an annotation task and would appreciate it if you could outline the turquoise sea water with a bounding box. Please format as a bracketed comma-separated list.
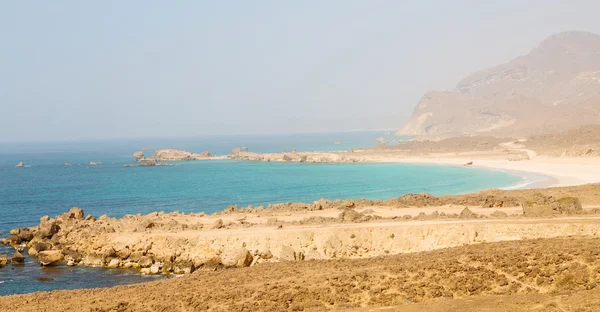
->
[0, 131, 524, 295]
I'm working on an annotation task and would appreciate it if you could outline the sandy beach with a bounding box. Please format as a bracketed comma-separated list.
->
[392, 155, 600, 188]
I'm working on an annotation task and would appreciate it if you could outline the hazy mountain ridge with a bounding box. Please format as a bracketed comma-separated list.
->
[399, 30, 600, 136]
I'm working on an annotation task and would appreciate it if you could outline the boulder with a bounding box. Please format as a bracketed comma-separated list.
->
[16, 162, 24, 168]
[220, 248, 253, 268]
[138, 256, 153, 268]
[116, 247, 132, 260]
[459, 207, 477, 219]
[10, 251, 25, 264]
[107, 258, 120, 268]
[339, 209, 367, 223]
[173, 260, 194, 274]
[8, 234, 22, 245]
[0, 254, 7, 266]
[211, 219, 224, 229]
[82, 253, 105, 266]
[133, 151, 145, 161]
[522, 196, 583, 217]
[18, 229, 34, 242]
[278, 245, 305, 260]
[38, 250, 64, 266]
[89, 162, 98, 166]
[257, 247, 273, 260]
[555, 197, 583, 214]
[65, 250, 82, 262]
[314, 198, 333, 210]
[150, 263, 161, 274]
[140, 268, 151, 274]
[28, 241, 51, 257]
[66, 207, 84, 220]
[38, 219, 60, 238]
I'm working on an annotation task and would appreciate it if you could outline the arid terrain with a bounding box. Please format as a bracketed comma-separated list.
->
[2, 237, 600, 311]
[2, 182, 600, 311]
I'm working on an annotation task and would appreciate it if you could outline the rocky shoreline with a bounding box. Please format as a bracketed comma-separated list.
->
[2, 185, 597, 276]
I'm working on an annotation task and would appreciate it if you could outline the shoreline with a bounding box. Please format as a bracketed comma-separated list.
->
[345, 154, 600, 188]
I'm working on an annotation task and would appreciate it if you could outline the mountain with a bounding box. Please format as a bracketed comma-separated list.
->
[398, 31, 600, 137]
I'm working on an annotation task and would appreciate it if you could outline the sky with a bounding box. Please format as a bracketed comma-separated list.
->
[1, 1, 600, 143]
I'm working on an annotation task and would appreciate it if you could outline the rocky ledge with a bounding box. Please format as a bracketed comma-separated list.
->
[1, 187, 593, 276]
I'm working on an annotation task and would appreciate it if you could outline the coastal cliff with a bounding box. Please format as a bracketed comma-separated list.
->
[399, 31, 600, 137]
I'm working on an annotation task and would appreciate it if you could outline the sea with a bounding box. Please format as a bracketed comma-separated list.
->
[0, 131, 531, 295]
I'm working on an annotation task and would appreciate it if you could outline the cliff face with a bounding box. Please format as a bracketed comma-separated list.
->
[399, 31, 600, 137]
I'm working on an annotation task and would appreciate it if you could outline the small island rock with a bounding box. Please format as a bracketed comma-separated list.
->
[133, 151, 145, 161]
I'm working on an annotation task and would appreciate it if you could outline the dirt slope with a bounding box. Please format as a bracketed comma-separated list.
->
[2, 237, 600, 311]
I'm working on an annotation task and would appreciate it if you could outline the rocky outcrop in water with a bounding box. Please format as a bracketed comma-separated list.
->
[139, 159, 157, 166]
[133, 151, 145, 161]
[15, 162, 24, 168]
[148, 149, 214, 161]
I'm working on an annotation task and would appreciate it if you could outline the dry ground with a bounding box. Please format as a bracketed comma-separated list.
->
[2, 236, 600, 312]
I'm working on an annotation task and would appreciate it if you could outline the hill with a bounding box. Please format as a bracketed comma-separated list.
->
[398, 31, 600, 136]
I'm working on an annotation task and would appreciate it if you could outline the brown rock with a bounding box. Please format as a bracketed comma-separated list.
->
[173, 260, 194, 274]
[82, 253, 105, 266]
[85, 215, 97, 222]
[220, 248, 253, 268]
[339, 209, 367, 223]
[139, 159, 157, 166]
[133, 151, 145, 161]
[459, 207, 477, 219]
[138, 256, 153, 268]
[29, 241, 51, 257]
[116, 248, 132, 260]
[279, 245, 297, 261]
[0, 254, 7, 266]
[211, 219, 224, 229]
[10, 251, 25, 264]
[38, 250, 64, 266]
[555, 197, 583, 214]
[8, 234, 22, 245]
[67, 207, 84, 220]
[107, 258, 120, 268]
[38, 219, 60, 238]
[18, 229, 34, 242]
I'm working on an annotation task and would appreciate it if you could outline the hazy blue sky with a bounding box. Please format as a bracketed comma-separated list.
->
[2, 1, 600, 142]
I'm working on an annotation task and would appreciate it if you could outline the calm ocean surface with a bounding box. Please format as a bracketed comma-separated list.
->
[0, 131, 524, 295]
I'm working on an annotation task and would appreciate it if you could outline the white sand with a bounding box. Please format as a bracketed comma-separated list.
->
[386, 155, 600, 188]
